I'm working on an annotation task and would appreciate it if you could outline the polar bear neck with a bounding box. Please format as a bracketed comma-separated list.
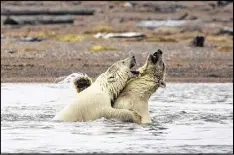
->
[123, 75, 159, 99]
[95, 72, 128, 102]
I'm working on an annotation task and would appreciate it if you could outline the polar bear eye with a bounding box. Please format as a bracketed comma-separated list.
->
[122, 61, 125, 64]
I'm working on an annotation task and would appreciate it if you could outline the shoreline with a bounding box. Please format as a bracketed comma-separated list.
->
[1, 77, 232, 83]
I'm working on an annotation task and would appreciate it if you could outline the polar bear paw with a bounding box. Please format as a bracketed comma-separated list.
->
[130, 109, 142, 124]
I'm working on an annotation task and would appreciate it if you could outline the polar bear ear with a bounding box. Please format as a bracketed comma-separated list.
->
[159, 80, 166, 88]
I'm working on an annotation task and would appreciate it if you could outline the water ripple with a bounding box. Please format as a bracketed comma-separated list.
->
[1, 83, 233, 153]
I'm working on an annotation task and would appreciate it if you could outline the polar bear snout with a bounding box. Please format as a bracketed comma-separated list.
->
[130, 55, 136, 68]
[153, 49, 163, 56]
[156, 49, 163, 55]
[122, 55, 136, 69]
[129, 56, 139, 78]
[151, 49, 163, 64]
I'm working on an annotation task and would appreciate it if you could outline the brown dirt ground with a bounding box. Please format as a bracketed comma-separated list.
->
[1, 1, 233, 83]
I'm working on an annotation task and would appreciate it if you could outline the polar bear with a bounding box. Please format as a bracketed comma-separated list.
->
[53, 56, 141, 123]
[113, 49, 166, 124]
[73, 49, 166, 124]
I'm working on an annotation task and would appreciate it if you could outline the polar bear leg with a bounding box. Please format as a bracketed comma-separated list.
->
[100, 108, 141, 124]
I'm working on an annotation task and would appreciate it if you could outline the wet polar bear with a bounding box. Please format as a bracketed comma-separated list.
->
[113, 49, 166, 124]
[53, 56, 141, 123]
[73, 49, 166, 124]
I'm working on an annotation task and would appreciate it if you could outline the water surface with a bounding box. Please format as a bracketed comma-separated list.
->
[1, 83, 233, 153]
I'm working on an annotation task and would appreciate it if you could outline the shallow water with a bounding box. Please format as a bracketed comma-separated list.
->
[1, 83, 233, 153]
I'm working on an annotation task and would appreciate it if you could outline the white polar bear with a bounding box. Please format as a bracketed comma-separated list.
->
[113, 49, 166, 124]
[72, 49, 166, 124]
[53, 56, 141, 123]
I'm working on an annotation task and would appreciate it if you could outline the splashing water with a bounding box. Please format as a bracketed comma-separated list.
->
[54, 72, 90, 84]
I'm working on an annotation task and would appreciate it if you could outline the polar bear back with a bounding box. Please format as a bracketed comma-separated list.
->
[53, 83, 110, 122]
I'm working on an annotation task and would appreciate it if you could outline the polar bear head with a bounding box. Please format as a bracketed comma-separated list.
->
[96, 56, 139, 101]
[138, 49, 166, 88]
[105, 56, 139, 82]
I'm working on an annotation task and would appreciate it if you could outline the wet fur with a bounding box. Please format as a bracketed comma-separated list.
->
[72, 50, 166, 124]
[53, 57, 141, 123]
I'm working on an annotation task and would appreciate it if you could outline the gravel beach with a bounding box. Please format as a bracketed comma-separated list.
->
[1, 1, 233, 83]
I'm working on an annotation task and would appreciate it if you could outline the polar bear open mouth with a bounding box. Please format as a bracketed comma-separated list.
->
[151, 49, 163, 64]
[130, 70, 139, 75]
[150, 54, 158, 64]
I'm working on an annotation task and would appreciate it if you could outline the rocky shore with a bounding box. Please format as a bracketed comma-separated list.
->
[1, 1, 233, 83]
